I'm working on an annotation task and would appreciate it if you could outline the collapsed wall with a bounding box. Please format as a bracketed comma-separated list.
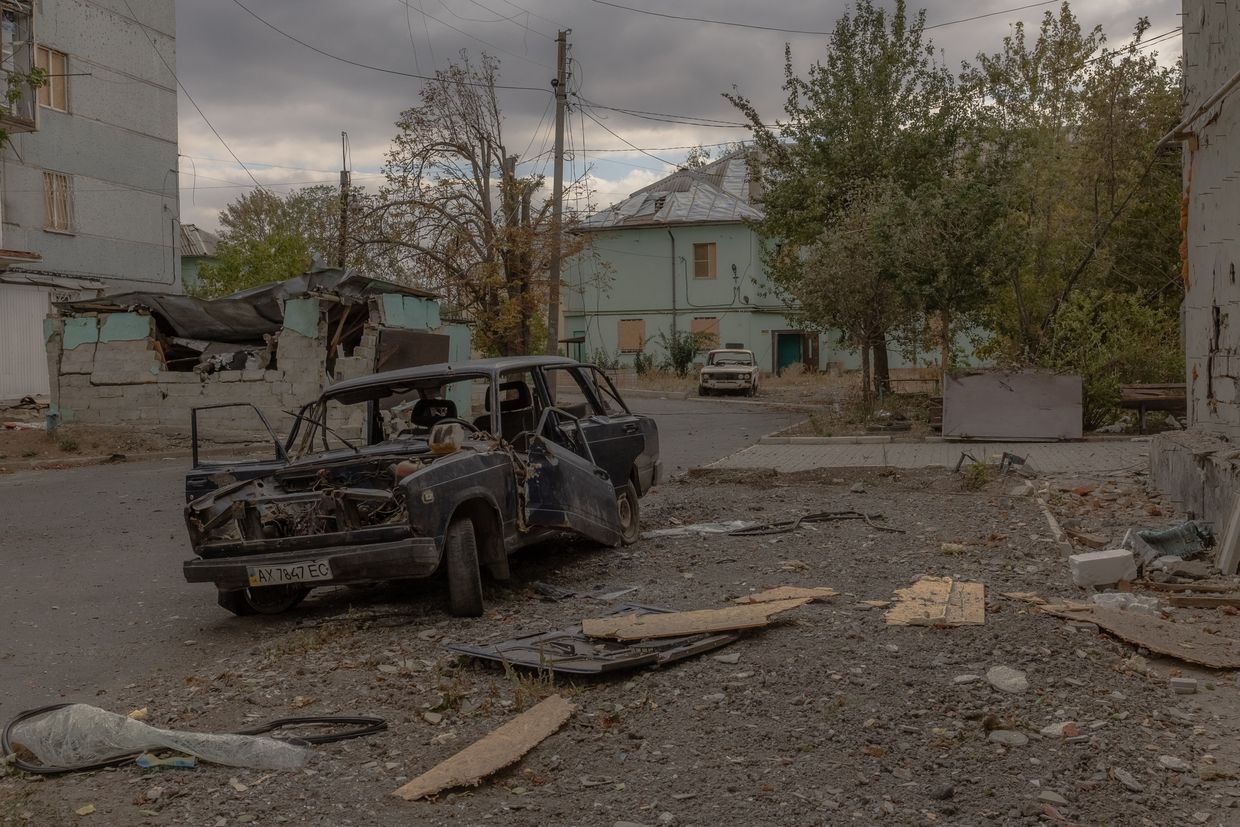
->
[44, 293, 470, 442]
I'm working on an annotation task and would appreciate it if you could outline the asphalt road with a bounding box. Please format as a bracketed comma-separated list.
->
[0, 395, 790, 718]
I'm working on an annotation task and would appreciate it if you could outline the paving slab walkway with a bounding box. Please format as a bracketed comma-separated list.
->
[708, 439, 1150, 475]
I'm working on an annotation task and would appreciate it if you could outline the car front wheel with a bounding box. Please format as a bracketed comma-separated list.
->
[445, 517, 485, 617]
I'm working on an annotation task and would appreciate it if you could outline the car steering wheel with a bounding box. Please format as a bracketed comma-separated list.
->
[432, 417, 479, 433]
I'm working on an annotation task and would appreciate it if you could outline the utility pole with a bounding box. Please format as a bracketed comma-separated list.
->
[338, 131, 350, 269]
[545, 30, 569, 355]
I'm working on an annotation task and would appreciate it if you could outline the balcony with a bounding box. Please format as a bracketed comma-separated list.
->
[0, 0, 37, 135]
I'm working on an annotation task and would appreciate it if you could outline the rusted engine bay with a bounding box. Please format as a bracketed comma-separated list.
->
[187, 456, 430, 556]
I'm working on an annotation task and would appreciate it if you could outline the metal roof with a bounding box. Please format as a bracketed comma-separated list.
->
[579, 150, 763, 230]
[180, 223, 219, 258]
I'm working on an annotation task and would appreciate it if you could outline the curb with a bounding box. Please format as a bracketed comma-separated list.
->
[619, 387, 690, 400]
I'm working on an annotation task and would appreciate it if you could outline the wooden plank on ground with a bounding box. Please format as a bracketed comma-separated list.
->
[392, 695, 575, 801]
[734, 586, 838, 604]
[1216, 492, 1240, 576]
[1165, 594, 1240, 609]
[1038, 604, 1240, 669]
[1139, 581, 1240, 594]
[885, 577, 985, 626]
[581, 598, 811, 640]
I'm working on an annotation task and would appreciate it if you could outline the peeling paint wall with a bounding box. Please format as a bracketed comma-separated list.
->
[1182, 0, 1240, 434]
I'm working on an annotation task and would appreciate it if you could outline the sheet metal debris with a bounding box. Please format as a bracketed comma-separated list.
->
[581, 598, 811, 641]
[447, 605, 739, 675]
[391, 695, 575, 801]
[885, 577, 985, 626]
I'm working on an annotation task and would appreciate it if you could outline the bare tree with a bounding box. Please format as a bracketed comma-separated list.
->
[361, 53, 584, 356]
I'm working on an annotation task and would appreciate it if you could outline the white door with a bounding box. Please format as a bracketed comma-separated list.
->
[0, 284, 52, 400]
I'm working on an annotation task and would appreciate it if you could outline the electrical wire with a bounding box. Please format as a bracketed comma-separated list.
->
[227, 0, 549, 92]
[588, 0, 1060, 36]
[119, 0, 267, 192]
[392, 0, 554, 69]
[579, 107, 677, 167]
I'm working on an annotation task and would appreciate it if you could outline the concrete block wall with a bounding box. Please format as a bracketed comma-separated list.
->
[45, 295, 473, 444]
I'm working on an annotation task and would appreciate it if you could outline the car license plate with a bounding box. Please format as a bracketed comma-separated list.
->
[246, 559, 333, 587]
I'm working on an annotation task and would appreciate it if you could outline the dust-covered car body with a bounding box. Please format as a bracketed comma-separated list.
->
[181, 356, 659, 616]
[698, 349, 760, 396]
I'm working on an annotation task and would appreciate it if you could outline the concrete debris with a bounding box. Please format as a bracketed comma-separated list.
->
[392, 695, 575, 801]
[1111, 767, 1143, 792]
[1038, 721, 1079, 738]
[987, 730, 1028, 747]
[640, 521, 754, 539]
[1169, 677, 1199, 695]
[986, 665, 1029, 694]
[1158, 755, 1192, 772]
[1069, 549, 1137, 588]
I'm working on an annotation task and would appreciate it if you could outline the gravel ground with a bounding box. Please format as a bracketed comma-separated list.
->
[4, 466, 1240, 826]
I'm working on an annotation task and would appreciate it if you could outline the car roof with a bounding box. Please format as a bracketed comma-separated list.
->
[323, 355, 581, 399]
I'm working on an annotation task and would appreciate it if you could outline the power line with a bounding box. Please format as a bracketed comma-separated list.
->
[579, 106, 677, 167]
[227, 0, 550, 92]
[588, 0, 1060, 36]
[120, 0, 266, 191]
[393, 0, 554, 68]
[464, 0, 555, 40]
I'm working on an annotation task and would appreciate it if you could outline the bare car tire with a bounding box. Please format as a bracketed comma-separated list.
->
[217, 585, 309, 616]
[445, 517, 485, 617]
[617, 483, 641, 545]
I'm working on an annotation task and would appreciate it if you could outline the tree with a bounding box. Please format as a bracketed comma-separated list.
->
[194, 189, 314, 297]
[363, 53, 583, 356]
[964, 6, 1182, 361]
[800, 180, 916, 400]
[726, 0, 960, 390]
[195, 183, 421, 298]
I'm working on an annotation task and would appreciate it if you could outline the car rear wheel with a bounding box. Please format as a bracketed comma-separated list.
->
[445, 517, 484, 617]
[617, 483, 640, 545]
[217, 585, 310, 616]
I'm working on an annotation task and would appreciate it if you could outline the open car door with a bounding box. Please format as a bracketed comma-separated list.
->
[523, 407, 624, 547]
[185, 403, 288, 502]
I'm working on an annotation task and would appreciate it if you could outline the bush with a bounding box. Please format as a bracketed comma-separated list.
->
[1040, 290, 1183, 430]
[633, 349, 656, 376]
[657, 329, 713, 377]
[589, 348, 622, 371]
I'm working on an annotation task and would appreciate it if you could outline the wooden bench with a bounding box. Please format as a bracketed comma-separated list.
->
[1119, 383, 1186, 434]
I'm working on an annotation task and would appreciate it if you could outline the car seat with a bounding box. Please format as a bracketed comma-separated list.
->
[409, 398, 457, 432]
[473, 381, 535, 444]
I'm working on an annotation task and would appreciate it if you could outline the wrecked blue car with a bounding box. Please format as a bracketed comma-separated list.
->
[181, 356, 660, 617]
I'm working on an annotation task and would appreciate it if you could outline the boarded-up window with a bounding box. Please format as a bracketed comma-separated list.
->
[35, 47, 68, 111]
[618, 319, 645, 353]
[691, 316, 719, 348]
[693, 243, 716, 278]
[43, 172, 73, 232]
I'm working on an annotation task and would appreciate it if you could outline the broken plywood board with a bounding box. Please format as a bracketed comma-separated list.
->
[885, 577, 985, 626]
[581, 598, 810, 641]
[1038, 604, 1240, 669]
[1165, 594, 1240, 609]
[734, 586, 838, 604]
[392, 695, 575, 801]
[1216, 491, 1240, 576]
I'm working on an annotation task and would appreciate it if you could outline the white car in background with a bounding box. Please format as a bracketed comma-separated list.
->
[698, 349, 760, 397]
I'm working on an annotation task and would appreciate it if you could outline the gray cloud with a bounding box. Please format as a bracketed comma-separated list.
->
[174, 0, 1180, 230]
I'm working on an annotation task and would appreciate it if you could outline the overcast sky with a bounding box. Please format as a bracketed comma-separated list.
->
[174, 0, 1182, 232]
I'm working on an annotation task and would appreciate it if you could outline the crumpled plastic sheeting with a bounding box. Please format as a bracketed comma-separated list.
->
[9, 705, 308, 770]
[640, 521, 754, 539]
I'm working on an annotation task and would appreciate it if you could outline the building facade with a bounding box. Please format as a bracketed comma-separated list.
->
[0, 0, 179, 400]
[564, 151, 947, 377]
